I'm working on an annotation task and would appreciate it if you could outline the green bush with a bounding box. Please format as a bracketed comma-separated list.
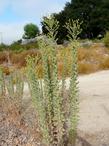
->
[0, 43, 8, 51]
[0, 68, 24, 103]
[0, 67, 5, 96]
[103, 31, 109, 47]
[0, 17, 81, 146]
[26, 17, 81, 146]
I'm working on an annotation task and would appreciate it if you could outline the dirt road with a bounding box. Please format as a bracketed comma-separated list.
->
[78, 70, 109, 146]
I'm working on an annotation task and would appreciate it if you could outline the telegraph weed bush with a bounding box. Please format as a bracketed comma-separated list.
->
[104, 31, 109, 47]
[0, 67, 5, 96]
[26, 17, 81, 146]
[0, 66, 24, 101]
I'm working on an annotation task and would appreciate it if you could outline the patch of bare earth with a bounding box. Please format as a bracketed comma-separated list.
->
[0, 97, 42, 146]
[78, 70, 109, 146]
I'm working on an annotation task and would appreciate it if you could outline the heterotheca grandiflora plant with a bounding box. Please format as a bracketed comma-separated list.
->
[65, 19, 82, 145]
[26, 16, 81, 146]
[6, 71, 24, 99]
[0, 67, 24, 109]
[5, 70, 24, 101]
[0, 67, 5, 97]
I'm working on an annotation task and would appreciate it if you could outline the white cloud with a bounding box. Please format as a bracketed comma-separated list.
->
[0, 0, 70, 44]
[0, 0, 69, 20]
[11, 0, 68, 21]
[0, 22, 25, 44]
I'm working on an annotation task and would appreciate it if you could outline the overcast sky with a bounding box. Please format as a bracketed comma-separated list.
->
[0, 0, 70, 44]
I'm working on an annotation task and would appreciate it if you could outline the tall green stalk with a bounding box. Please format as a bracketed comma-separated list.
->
[39, 38, 63, 146]
[66, 19, 82, 145]
[15, 70, 24, 104]
[26, 56, 50, 145]
[26, 17, 82, 146]
[0, 68, 5, 97]
[6, 73, 14, 98]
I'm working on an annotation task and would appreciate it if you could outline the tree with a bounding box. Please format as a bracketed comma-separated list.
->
[23, 23, 40, 39]
[42, 0, 109, 43]
[62, 0, 109, 39]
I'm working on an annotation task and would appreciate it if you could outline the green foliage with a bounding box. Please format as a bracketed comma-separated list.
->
[10, 41, 23, 52]
[0, 43, 8, 51]
[27, 17, 81, 146]
[42, 0, 109, 43]
[0, 68, 24, 110]
[0, 68, 5, 96]
[65, 19, 82, 40]
[6, 73, 14, 98]
[26, 56, 50, 145]
[41, 15, 59, 41]
[39, 38, 64, 145]
[14, 71, 24, 99]
[9, 40, 39, 52]
[6, 71, 24, 101]
[23, 23, 40, 39]
[103, 31, 109, 47]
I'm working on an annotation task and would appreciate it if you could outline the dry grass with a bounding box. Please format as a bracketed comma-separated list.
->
[78, 48, 88, 61]
[0, 52, 8, 64]
[78, 61, 99, 74]
[10, 50, 40, 67]
[0, 43, 109, 75]
[100, 56, 109, 69]
[0, 96, 41, 145]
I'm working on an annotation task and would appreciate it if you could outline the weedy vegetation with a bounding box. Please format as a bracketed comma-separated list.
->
[0, 67, 24, 104]
[103, 31, 109, 47]
[26, 16, 81, 146]
[0, 67, 5, 97]
[0, 16, 81, 146]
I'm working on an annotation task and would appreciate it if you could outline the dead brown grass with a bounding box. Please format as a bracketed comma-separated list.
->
[10, 50, 40, 68]
[100, 56, 109, 69]
[0, 96, 41, 145]
[78, 61, 99, 74]
[0, 52, 7, 64]
[0, 43, 109, 75]
[78, 48, 88, 61]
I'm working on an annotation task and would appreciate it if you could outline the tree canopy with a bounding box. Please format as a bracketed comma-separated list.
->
[42, 0, 109, 43]
[23, 23, 40, 39]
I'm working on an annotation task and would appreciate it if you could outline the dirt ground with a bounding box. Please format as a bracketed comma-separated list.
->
[78, 70, 109, 146]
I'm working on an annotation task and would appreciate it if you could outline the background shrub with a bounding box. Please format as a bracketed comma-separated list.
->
[104, 31, 109, 47]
